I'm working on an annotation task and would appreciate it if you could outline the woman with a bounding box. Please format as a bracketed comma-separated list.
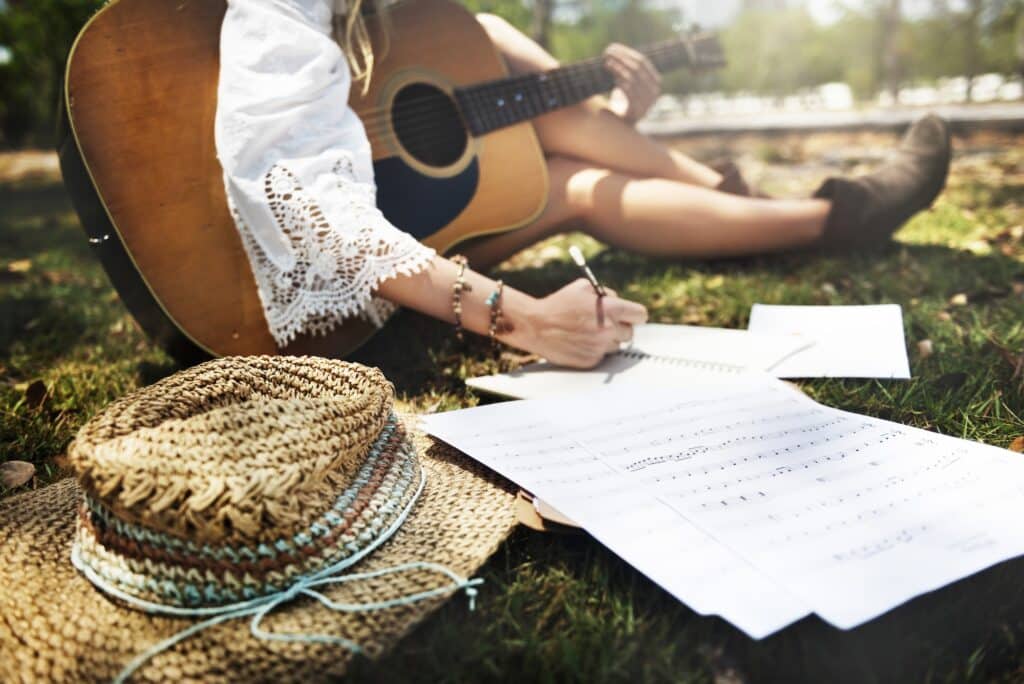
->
[215, 0, 951, 369]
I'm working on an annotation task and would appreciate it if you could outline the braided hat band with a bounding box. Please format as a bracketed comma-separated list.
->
[72, 414, 422, 610]
[68, 356, 394, 545]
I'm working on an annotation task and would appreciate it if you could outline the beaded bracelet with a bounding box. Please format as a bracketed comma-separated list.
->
[450, 255, 471, 341]
[486, 280, 507, 345]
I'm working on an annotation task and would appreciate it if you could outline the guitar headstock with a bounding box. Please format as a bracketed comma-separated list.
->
[684, 31, 727, 71]
[641, 30, 726, 74]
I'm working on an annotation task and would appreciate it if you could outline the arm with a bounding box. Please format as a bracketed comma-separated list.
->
[216, 2, 647, 365]
[377, 255, 648, 369]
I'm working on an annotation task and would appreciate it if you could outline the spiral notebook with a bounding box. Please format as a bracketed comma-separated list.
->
[466, 324, 813, 400]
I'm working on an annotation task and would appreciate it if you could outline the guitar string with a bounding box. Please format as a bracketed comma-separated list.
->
[347, 39, 720, 132]
[350, 38, 720, 136]
[356, 60, 717, 142]
[356, 60, 610, 131]
[303, 40, 721, 163]
[352, 40, 718, 131]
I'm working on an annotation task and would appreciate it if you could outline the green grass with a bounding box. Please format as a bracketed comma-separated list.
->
[2, 134, 1023, 682]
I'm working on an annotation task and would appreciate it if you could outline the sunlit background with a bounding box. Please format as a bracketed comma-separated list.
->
[0, 1, 1022, 144]
[0, 5, 1023, 681]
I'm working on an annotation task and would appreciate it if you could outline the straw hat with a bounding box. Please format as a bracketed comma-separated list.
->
[0, 356, 515, 682]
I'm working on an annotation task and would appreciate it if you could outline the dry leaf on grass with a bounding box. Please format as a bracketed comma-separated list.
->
[7, 259, 32, 273]
[0, 461, 35, 488]
[704, 275, 725, 290]
[500, 350, 539, 366]
[24, 379, 47, 409]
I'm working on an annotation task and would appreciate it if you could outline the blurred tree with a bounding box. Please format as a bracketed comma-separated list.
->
[920, 0, 1023, 100]
[0, 0, 102, 147]
[1, 0, 1022, 150]
[532, 0, 554, 47]
[1017, 8, 1024, 78]
[720, 5, 844, 96]
[882, 0, 905, 98]
[965, 0, 985, 100]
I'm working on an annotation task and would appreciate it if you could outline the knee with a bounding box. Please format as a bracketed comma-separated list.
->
[476, 13, 515, 39]
[476, 14, 560, 73]
[548, 157, 611, 220]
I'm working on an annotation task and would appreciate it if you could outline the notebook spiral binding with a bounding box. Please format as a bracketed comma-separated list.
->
[615, 349, 745, 374]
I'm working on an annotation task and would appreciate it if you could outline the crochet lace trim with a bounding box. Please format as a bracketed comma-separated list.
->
[232, 155, 435, 346]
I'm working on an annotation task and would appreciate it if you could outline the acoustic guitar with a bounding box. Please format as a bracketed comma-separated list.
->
[58, 0, 724, 364]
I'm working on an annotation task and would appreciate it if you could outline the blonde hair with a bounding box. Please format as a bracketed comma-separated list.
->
[333, 0, 390, 93]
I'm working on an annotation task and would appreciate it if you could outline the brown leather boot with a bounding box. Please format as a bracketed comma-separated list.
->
[712, 160, 772, 198]
[814, 114, 952, 250]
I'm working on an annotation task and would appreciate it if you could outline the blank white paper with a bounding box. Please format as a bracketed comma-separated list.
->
[748, 304, 911, 379]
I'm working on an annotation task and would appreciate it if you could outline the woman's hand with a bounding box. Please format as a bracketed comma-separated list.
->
[520, 279, 648, 369]
[603, 43, 662, 124]
[376, 256, 645, 369]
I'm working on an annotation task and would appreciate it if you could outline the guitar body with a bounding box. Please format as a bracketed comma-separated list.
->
[355, 0, 548, 250]
[59, 0, 547, 364]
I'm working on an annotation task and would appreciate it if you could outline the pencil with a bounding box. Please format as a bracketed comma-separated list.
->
[568, 245, 606, 297]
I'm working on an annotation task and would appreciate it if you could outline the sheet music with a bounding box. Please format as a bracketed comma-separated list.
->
[423, 377, 1024, 635]
[559, 381, 1024, 629]
[422, 396, 812, 638]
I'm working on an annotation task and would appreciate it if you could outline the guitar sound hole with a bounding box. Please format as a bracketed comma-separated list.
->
[391, 83, 468, 168]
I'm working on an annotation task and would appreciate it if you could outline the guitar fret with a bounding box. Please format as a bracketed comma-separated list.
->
[531, 75, 547, 115]
[556, 69, 574, 107]
[538, 73, 558, 111]
[483, 84, 502, 131]
[494, 83, 513, 128]
[558, 67, 578, 104]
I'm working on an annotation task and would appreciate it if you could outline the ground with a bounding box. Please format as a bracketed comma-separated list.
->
[1, 131, 1022, 682]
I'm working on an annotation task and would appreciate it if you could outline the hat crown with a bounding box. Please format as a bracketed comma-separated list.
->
[69, 356, 393, 544]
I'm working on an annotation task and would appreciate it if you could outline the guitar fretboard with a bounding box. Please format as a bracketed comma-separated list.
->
[454, 35, 723, 137]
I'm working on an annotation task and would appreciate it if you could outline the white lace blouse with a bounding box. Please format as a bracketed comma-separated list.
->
[215, 0, 436, 347]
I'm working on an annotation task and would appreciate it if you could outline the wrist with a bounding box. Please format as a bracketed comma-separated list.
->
[496, 289, 543, 353]
[604, 91, 636, 124]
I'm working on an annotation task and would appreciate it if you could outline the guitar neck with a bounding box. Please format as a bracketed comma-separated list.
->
[454, 36, 720, 137]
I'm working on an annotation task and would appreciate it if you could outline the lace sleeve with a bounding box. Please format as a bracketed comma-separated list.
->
[231, 155, 435, 346]
[215, 0, 436, 347]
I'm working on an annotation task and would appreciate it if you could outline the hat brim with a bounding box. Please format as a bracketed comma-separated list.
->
[0, 430, 515, 683]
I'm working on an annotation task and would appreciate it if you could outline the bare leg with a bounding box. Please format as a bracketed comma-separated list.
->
[461, 157, 830, 271]
[476, 14, 722, 188]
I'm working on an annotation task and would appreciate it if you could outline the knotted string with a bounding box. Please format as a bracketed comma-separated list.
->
[69, 466, 484, 683]
[110, 562, 482, 684]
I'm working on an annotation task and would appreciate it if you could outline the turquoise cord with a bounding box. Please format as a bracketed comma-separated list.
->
[69, 466, 485, 683]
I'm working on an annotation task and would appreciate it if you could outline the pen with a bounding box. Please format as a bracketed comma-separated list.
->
[568, 245, 606, 298]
